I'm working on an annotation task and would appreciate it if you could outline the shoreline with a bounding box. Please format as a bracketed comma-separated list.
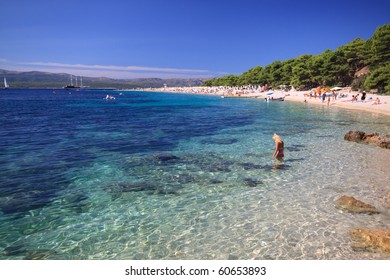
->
[144, 86, 390, 117]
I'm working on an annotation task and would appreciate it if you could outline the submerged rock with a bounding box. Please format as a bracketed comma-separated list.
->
[200, 138, 239, 145]
[0, 190, 55, 215]
[24, 250, 56, 260]
[344, 130, 390, 149]
[243, 178, 263, 188]
[209, 179, 224, 185]
[104, 182, 177, 200]
[153, 153, 179, 162]
[237, 162, 264, 170]
[350, 228, 390, 253]
[334, 195, 380, 214]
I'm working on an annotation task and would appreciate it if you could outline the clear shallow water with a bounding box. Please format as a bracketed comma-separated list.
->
[0, 89, 389, 260]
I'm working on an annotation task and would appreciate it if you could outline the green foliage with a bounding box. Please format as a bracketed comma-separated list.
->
[364, 63, 390, 94]
[203, 24, 390, 93]
[365, 24, 390, 66]
[339, 38, 367, 72]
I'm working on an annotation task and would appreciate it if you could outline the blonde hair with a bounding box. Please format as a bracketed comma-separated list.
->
[273, 133, 282, 142]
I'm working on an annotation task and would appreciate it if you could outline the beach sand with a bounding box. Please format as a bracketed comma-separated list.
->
[284, 90, 390, 117]
[148, 86, 390, 117]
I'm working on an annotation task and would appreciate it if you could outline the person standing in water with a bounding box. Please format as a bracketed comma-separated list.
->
[272, 133, 284, 160]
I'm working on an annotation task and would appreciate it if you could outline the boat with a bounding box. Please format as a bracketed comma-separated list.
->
[63, 75, 80, 89]
[265, 96, 284, 102]
[63, 85, 80, 89]
[4, 77, 9, 89]
[105, 94, 116, 100]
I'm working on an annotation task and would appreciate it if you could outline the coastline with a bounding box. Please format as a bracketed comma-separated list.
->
[145, 86, 390, 117]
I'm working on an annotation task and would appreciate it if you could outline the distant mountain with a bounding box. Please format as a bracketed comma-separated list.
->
[0, 69, 207, 88]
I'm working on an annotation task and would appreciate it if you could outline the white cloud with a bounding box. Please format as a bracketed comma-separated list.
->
[22, 62, 209, 74]
[0, 59, 228, 79]
[9, 61, 212, 78]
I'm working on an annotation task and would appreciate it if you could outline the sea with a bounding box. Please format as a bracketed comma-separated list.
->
[0, 88, 389, 260]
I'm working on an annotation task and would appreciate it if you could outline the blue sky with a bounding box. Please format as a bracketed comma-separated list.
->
[0, 0, 389, 79]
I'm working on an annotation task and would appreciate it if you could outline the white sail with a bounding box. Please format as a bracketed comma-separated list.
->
[4, 77, 9, 88]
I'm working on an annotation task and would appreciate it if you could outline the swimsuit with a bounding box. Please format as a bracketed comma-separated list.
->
[277, 142, 284, 158]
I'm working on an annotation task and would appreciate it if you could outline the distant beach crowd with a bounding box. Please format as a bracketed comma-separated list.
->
[140, 85, 390, 116]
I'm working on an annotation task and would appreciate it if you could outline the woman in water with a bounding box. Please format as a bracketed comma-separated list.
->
[272, 133, 284, 160]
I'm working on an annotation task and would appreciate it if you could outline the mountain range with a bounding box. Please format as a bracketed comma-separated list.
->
[0, 69, 207, 89]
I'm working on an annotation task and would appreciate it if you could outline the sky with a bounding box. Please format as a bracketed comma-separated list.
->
[0, 0, 389, 79]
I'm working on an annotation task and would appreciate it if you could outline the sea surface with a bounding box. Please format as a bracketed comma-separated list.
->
[1, 88, 389, 260]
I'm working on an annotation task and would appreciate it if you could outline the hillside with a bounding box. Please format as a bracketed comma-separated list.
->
[0, 69, 206, 89]
[203, 24, 390, 94]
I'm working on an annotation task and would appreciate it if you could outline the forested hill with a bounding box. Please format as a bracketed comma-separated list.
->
[0, 70, 206, 89]
[203, 24, 390, 94]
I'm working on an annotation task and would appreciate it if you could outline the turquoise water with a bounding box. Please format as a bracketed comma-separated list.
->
[1, 89, 389, 260]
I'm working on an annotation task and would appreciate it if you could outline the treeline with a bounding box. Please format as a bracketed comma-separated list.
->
[204, 24, 390, 94]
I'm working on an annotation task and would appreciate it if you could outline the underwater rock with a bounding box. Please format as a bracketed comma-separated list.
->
[334, 195, 380, 214]
[153, 153, 179, 162]
[209, 179, 224, 184]
[206, 165, 231, 172]
[237, 162, 264, 170]
[243, 178, 263, 188]
[164, 173, 196, 184]
[23, 250, 56, 260]
[200, 138, 239, 145]
[344, 130, 390, 149]
[104, 182, 177, 199]
[63, 193, 92, 213]
[4, 244, 56, 260]
[285, 144, 306, 152]
[4, 245, 26, 256]
[350, 228, 390, 253]
[0, 190, 55, 214]
[105, 182, 159, 193]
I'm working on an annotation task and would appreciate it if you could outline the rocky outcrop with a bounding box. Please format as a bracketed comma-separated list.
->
[334, 195, 380, 214]
[350, 228, 390, 253]
[344, 130, 390, 149]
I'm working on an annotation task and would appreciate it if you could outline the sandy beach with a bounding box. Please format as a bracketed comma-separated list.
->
[147, 86, 390, 117]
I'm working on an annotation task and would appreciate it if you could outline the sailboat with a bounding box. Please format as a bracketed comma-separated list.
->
[4, 77, 9, 89]
[63, 75, 80, 89]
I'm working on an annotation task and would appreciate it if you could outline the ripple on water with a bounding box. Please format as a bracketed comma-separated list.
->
[1, 90, 390, 260]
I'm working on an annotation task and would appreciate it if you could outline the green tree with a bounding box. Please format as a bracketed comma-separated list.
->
[307, 54, 325, 86]
[339, 38, 367, 72]
[290, 55, 312, 88]
[364, 63, 390, 94]
[365, 24, 390, 66]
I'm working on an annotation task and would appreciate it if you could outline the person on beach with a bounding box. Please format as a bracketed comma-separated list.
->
[322, 91, 326, 103]
[361, 91, 366, 102]
[272, 133, 284, 160]
[372, 97, 381, 105]
[316, 86, 321, 99]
